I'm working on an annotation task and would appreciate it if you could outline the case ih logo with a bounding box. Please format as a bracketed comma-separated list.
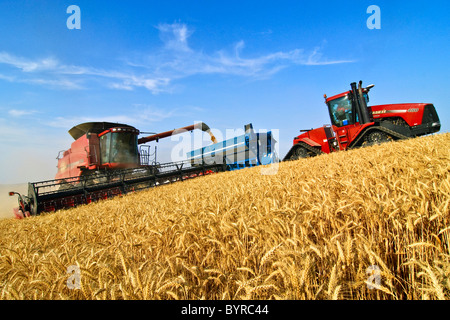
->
[373, 108, 419, 115]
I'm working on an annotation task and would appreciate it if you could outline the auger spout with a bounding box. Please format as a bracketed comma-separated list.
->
[138, 122, 217, 144]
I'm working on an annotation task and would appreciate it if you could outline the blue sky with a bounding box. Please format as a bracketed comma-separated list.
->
[0, 0, 448, 184]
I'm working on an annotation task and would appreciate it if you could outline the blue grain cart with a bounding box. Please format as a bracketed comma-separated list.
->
[186, 123, 278, 171]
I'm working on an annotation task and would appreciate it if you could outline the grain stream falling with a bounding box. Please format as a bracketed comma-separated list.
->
[0, 133, 449, 300]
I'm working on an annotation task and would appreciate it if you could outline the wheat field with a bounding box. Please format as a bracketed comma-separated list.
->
[0, 133, 449, 300]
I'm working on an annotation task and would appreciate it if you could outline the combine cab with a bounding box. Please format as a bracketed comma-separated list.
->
[284, 81, 441, 160]
[55, 122, 140, 180]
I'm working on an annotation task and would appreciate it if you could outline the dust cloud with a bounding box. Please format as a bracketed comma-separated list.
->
[0, 184, 27, 219]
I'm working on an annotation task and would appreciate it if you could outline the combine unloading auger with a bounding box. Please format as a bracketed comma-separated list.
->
[138, 122, 218, 144]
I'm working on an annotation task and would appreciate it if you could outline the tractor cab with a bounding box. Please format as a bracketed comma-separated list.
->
[324, 82, 374, 149]
[325, 84, 373, 128]
[326, 92, 369, 127]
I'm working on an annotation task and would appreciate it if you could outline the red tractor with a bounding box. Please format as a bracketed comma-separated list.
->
[283, 81, 441, 160]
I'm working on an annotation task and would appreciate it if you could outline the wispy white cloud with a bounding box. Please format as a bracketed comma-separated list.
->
[302, 46, 354, 66]
[57, 65, 170, 93]
[8, 109, 37, 117]
[114, 76, 170, 93]
[0, 73, 15, 82]
[155, 23, 193, 53]
[0, 69, 83, 90]
[108, 82, 134, 91]
[0, 58, 83, 90]
[25, 77, 84, 90]
[0, 52, 59, 72]
[135, 23, 354, 80]
[0, 23, 354, 93]
[0, 51, 169, 93]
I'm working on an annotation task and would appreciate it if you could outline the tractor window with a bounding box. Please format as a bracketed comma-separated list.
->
[327, 95, 356, 127]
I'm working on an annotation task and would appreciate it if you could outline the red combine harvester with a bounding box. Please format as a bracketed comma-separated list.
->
[283, 81, 441, 160]
[10, 122, 223, 218]
[54, 121, 218, 180]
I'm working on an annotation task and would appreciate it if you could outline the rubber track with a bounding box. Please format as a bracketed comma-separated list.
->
[283, 141, 323, 161]
[348, 125, 409, 149]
